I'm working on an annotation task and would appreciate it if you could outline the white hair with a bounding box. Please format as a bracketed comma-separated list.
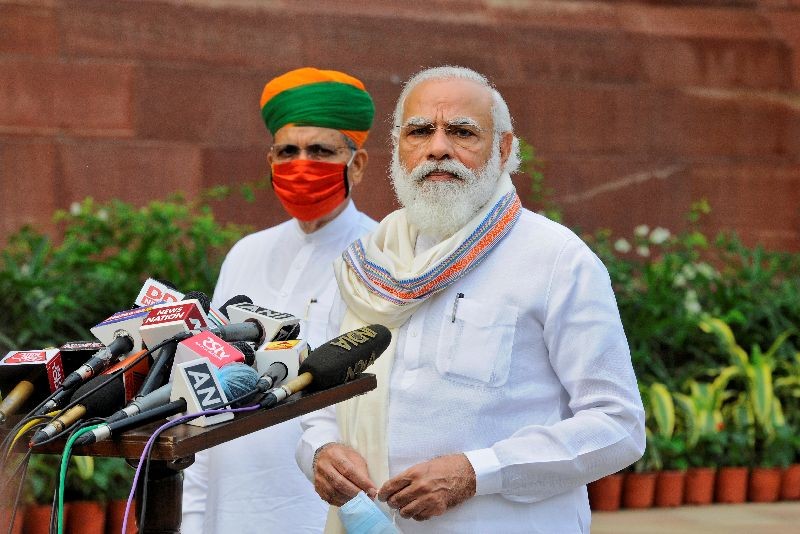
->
[391, 66, 521, 174]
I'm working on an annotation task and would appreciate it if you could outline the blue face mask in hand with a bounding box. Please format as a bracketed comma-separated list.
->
[338, 491, 400, 534]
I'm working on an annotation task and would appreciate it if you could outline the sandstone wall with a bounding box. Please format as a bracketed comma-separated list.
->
[2, 0, 799, 249]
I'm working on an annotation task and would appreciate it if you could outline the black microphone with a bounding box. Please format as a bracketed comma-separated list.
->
[218, 295, 253, 319]
[59, 334, 135, 391]
[183, 291, 211, 314]
[30, 373, 127, 446]
[104, 337, 255, 425]
[75, 362, 259, 446]
[133, 341, 178, 400]
[258, 324, 391, 408]
[228, 341, 256, 366]
[255, 361, 289, 393]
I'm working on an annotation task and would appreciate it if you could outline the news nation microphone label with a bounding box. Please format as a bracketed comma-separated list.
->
[1, 349, 65, 392]
[135, 278, 185, 307]
[170, 358, 233, 427]
[139, 300, 209, 350]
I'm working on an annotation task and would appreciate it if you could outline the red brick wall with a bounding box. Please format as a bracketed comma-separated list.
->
[2, 0, 799, 250]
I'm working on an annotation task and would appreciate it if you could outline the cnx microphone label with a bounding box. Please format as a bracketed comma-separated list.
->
[232, 303, 295, 321]
[184, 361, 227, 409]
[330, 326, 379, 351]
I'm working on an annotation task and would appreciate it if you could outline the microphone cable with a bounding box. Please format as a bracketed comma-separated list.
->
[1, 447, 32, 534]
[27, 337, 177, 449]
[51, 423, 102, 534]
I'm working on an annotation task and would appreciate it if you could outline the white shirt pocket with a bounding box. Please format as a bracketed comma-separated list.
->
[435, 297, 518, 387]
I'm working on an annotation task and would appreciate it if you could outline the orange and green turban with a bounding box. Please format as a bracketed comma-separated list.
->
[260, 67, 375, 148]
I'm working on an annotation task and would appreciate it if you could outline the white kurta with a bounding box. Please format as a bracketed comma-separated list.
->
[297, 208, 645, 534]
[181, 201, 376, 534]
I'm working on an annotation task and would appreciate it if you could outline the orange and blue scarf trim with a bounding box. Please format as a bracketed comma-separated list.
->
[342, 191, 522, 305]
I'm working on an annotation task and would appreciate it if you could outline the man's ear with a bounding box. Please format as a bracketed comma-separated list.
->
[499, 132, 513, 169]
[348, 149, 369, 188]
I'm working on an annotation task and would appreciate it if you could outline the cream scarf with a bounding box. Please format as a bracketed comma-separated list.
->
[324, 173, 520, 533]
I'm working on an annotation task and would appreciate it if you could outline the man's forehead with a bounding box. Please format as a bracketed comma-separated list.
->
[402, 78, 492, 124]
[273, 125, 344, 144]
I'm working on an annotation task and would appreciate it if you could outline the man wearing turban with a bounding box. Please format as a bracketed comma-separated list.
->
[181, 68, 378, 533]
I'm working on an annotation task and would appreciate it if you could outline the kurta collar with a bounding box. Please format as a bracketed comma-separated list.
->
[291, 200, 359, 244]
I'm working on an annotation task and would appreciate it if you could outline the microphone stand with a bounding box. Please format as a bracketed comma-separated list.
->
[1, 374, 376, 534]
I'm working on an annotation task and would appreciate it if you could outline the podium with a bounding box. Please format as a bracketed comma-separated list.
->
[6, 374, 376, 533]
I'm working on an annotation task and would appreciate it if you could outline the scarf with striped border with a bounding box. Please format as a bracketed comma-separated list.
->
[324, 173, 520, 533]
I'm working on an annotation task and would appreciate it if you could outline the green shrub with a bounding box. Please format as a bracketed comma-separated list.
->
[0, 195, 247, 352]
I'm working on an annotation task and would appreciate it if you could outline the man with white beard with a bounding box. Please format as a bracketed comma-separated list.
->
[297, 66, 645, 533]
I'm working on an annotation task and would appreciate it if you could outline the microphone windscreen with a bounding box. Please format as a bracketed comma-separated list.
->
[217, 363, 259, 406]
[229, 341, 256, 366]
[219, 295, 253, 319]
[299, 325, 391, 391]
[71, 374, 127, 417]
[154, 278, 177, 290]
[183, 291, 211, 313]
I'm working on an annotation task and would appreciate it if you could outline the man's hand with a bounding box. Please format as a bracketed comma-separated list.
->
[377, 453, 476, 521]
[313, 443, 377, 506]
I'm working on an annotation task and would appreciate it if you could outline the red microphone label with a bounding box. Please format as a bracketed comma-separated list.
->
[179, 331, 244, 368]
[1, 349, 65, 391]
[142, 303, 207, 330]
[3, 351, 48, 364]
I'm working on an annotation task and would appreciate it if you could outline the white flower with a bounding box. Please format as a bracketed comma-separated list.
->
[614, 238, 632, 253]
[696, 262, 717, 279]
[636, 245, 650, 257]
[681, 264, 697, 280]
[673, 273, 687, 288]
[70, 202, 82, 216]
[649, 227, 671, 245]
[684, 289, 701, 315]
[97, 209, 109, 221]
[634, 224, 650, 238]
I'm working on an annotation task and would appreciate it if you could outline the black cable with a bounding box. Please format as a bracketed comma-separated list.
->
[4, 448, 31, 534]
[28, 338, 176, 450]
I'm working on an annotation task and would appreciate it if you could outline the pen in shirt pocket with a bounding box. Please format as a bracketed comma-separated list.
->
[304, 297, 318, 320]
[451, 292, 464, 323]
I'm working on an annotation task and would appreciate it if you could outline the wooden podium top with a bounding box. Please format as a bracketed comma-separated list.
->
[27, 374, 376, 461]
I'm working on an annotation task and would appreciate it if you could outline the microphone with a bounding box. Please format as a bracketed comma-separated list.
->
[225, 303, 301, 344]
[0, 341, 106, 423]
[104, 336, 253, 424]
[168, 330, 252, 383]
[138, 297, 211, 350]
[59, 334, 135, 391]
[0, 370, 36, 424]
[258, 325, 391, 409]
[134, 278, 182, 307]
[255, 361, 289, 392]
[30, 371, 128, 446]
[132, 340, 178, 401]
[36, 347, 149, 417]
[254, 338, 308, 382]
[218, 295, 253, 319]
[75, 360, 259, 446]
[184, 291, 229, 328]
[228, 341, 256, 366]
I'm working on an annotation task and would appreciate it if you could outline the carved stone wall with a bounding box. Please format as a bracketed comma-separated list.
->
[2, 0, 799, 249]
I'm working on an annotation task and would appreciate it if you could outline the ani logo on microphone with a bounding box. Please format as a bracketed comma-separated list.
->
[170, 358, 234, 427]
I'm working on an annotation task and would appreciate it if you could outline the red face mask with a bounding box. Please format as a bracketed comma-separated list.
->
[271, 159, 351, 222]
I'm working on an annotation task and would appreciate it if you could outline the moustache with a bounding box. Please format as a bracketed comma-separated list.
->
[408, 160, 473, 183]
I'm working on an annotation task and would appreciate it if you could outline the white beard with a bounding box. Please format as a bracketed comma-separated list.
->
[390, 143, 503, 241]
